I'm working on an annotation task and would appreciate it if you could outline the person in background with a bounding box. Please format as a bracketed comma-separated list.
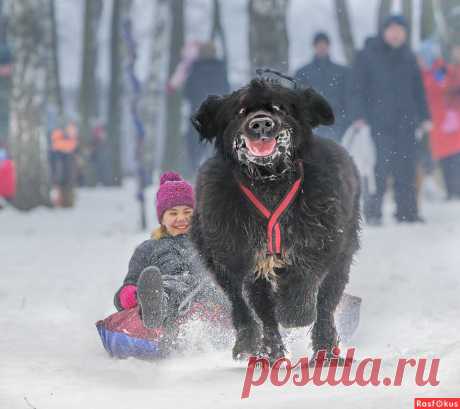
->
[183, 42, 230, 176]
[294, 31, 349, 141]
[90, 118, 109, 186]
[349, 15, 431, 225]
[49, 120, 79, 207]
[439, 44, 460, 199]
[0, 143, 16, 208]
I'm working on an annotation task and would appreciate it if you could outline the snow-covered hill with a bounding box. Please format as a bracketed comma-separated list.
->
[0, 179, 459, 408]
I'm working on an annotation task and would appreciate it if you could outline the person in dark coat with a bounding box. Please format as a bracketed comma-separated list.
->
[349, 15, 431, 224]
[184, 42, 230, 176]
[294, 32, 349, 141]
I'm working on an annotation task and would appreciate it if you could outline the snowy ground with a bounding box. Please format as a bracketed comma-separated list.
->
[1, 179, 459, 409]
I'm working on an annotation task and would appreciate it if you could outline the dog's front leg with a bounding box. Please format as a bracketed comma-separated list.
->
[311, 253, 352, 366]
[246, 277, 286, 364]
[213, 266, 261, 360]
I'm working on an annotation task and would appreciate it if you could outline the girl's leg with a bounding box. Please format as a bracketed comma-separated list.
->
[137, 266, 169, 328]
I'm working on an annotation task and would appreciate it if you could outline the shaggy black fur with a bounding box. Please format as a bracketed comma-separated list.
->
[190, 79, 361, 363]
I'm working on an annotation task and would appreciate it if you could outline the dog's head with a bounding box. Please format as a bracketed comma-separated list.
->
[191, 78, 334, 180]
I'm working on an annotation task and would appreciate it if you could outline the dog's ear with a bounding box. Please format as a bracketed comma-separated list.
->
[191, 95, 224, 142]
[299, 88, 335, 128]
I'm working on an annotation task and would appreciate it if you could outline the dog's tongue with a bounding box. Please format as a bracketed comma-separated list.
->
[245, 138, 276, 157]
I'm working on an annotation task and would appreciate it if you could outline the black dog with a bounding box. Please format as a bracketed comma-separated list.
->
[190, 76, 360, 364]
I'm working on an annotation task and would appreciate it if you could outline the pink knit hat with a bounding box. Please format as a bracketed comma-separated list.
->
[156, 172, 195, 222]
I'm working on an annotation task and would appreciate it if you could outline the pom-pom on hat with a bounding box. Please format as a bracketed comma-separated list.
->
[156, 172, 195, 222]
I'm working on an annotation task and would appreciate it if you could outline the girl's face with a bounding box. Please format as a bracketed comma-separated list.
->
[161, 206, 194, 236]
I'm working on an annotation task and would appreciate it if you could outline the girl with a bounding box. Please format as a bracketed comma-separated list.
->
[114, 172, 223, 330]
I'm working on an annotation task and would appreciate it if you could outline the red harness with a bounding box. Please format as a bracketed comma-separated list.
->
[237, 164, 304, 255]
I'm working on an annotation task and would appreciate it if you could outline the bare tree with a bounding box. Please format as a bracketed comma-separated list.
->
[46, 0, 63, 118]
[78, 0, 103, 185]
[334, 0, 355, 64]
[439, 0, 460, 53]
[106, 0, 130, 186]
[7, 0, 51, 210]
[210, 0, 228, 64]
[141, 0, 169, 184]
[420, 0, 435, 41]
[0, 0, 11, 148]
[401, 0, 413, 45]
[162, 0, 185, 173]
[248, 0, 290, 75]
[428, 0, 460, 59]
[377, 0, 392, 29]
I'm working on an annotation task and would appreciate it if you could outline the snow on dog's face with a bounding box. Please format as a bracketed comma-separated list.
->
[192, 79, 334, 180]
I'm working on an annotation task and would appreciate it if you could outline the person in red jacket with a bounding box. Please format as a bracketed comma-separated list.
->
[421, 44, 460, 199]
[0, 144, 16, 205]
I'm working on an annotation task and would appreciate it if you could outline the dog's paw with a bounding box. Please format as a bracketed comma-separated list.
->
[309, 348, 354, 368]
[232, 325, 262, 361]
[260, 330, 287, 364]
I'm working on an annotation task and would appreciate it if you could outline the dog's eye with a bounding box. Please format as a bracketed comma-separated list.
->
[272, 105, 281, 112]
[239, 108, 246, 116]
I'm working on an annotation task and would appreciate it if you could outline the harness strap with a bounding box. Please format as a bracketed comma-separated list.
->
[238, 163, 304, 255]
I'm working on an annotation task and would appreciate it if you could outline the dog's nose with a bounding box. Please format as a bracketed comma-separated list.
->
[248, 116, 275, 136]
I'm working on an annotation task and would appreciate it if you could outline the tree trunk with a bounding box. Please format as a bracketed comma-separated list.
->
[430, 0, 460, 59]
[0, 2, 11, 148]
[8, 0, 51, 210]
[439, 0, 460, 29]
[377, 0, 392, 29]
[162, 0, 185, 174]
[106, 0, 128, 186]
[122, 9, 147, 228]
[439, 0, 460, 55]
[248, 0, 290, 75]
[78, 0, 103, 186]
[401, 0, 413, 46]
[210, 0, 228, 65]
[420, 0, 435, 41]
[46, 0, 63, 118]
[334, 0, 355, 64]
[142, 0, 169, 184]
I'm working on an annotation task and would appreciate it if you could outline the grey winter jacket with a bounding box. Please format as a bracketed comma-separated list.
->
[114, 233, 223, 312]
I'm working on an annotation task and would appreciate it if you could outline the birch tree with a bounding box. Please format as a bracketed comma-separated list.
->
[8, 0, 51, 210]
[106, 0, 130, 186]
[162, 0, 185, 173]
[141, 0, 169, 184]
[78, 0, 103, 185]
[46, 0, 63, 118]
[334, 0, 355, 64]
[248, 0, 290, 75]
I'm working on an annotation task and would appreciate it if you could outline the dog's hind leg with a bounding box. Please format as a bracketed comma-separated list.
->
[246, 277, 286, 363]
[311, 252, 352, 363]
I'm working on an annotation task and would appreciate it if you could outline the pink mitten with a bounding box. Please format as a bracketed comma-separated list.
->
[119, 284, 138, 309]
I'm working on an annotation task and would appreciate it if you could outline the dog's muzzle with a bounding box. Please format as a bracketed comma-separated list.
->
[233, 128, 292, 168]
